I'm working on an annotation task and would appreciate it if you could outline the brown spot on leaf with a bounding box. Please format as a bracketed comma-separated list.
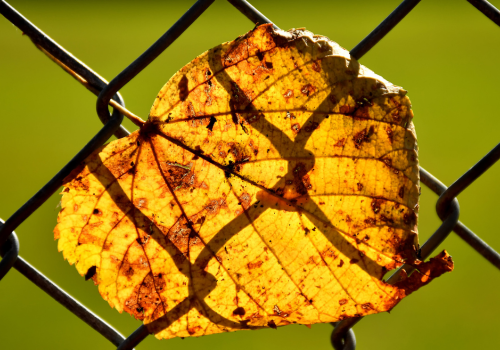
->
[380, 215, 394, 224]
[361, 303, 374, 310]
[371, 199, 384, 214]
[248, 139, 259, 156]
[293, 162, 312, 195]
[300, 84, 315, 96]
[187, 326, 202, 335]
[334, 138, 346, 147]
[322, 248, 336, 258]
[267, 320, 277, 329]
[84, 266, 97, 283]
[233, 307, 246, 316]
[73, 175, 90, 192]
[206, 116, 217, 131]
[353, 126, 375, 149]
[273, 304, 282, 316]
[386, 126, 394, 143]
[163, 163, 193, 190]
[227, 142, 251, 166]
[167, 218, 194, 253]
[394, 251, 454, 298]
[122, 261, 135, 277]
[339, 105, 355, 114]
[123, 272, 165, 322]
[103, 241, 112, 251]
[382, 157, 392, 168]
[239, 192, 252, 210]
[78, 230, 102, 245]
[354, 106, 370, 118]
[364, 217, 376, 225]
[206, 198, 228, 216]
[178, 75, 189, 101]
[399, 186, 405, 199]
[243, 111, 262, 124]
[223, 38, 249, 67]
[247, 261, 263, 269]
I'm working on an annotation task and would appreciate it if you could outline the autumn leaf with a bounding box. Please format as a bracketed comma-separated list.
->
[54, 24, 453, 339]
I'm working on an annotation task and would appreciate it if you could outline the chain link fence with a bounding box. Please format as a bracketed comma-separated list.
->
[1, 0, 500, 349]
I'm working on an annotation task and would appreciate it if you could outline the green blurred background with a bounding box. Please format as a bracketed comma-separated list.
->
[1, 0, 500, 349]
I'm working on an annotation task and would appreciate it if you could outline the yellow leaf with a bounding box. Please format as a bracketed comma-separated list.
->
[55, 24, 453, 339]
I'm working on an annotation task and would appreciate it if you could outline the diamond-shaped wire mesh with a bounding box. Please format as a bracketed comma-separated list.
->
[1, 0, 499, 349]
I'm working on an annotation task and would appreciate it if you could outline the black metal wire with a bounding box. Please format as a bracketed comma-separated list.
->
[437, 142, 500, 217]
[453, 221, 500, 269]
[227, 0, 278, 29]
[349, 0, 421, 60]
[96, 0, 215, 129]
[468, 0, 500, 26]
[331, 323, 356, 350]
[15, 256, 128, 347]
[1, 0, 500, 349]
[331, 318, 360, 349]
[331, 158, 500, 348]
[421, 167, 500, 269]
[420, 169, 460, 260]
[0, 0, 130, 138]
[0, 110, 124, 249]
[0, 222, 128, 347]
[117, 325, 150, 350]
[0, 220, 19, 281]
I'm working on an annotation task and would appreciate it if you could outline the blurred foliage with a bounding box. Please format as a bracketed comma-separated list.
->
[0, 0, 499, 349]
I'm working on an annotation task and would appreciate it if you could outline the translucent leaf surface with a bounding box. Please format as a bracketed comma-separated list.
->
[54, 24, 453, 339]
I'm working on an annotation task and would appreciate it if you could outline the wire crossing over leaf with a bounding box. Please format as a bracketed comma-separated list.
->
[54, 24, 453, 340]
